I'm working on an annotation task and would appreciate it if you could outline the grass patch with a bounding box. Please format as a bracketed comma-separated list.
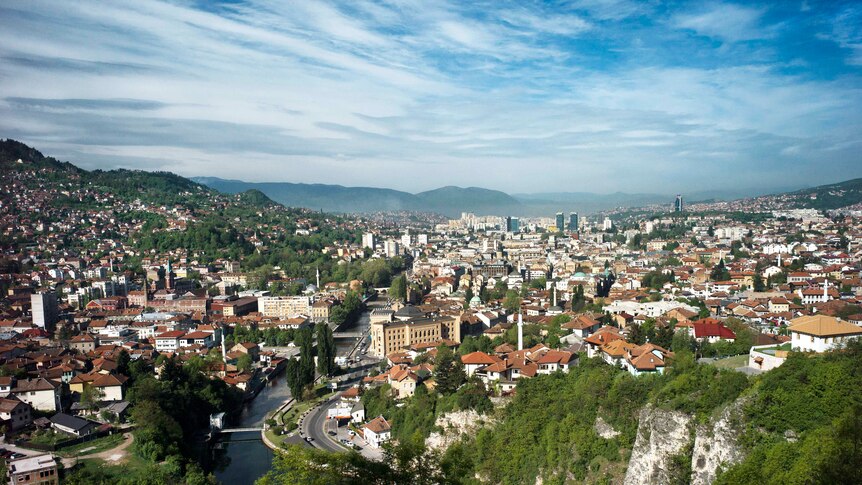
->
[265, 384, 338, 449]
[710, 354, 749, 369]
[68, 454, 151, 481]
[58, 433, 126, 458]
[757, 343, 792, 354]
[28, 428, 73, 446]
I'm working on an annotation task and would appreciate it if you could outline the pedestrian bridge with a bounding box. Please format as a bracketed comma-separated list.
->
[333, 332, 363, 338]
[217, 427, 263, 433]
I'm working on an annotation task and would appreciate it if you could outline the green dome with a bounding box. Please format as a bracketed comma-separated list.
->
[574, 272, 587, 278]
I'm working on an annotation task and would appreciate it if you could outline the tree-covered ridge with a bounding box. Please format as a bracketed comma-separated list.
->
[258, 344, 862, 485]
[87, 168, 212, 206]
[783, 177, 862, 210]
[0, 138, 81, 172]
[0, 139, 370, 282]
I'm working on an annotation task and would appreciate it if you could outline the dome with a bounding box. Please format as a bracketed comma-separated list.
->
[574, 272, 587, 278]
[470, 295, 481, 303]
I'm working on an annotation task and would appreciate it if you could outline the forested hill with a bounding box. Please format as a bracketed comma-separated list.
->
[259, 343, 862, 485]
[780, 177, 862, 210]
[0, 139, 367, 287]
[0, 139, 81, 173]
[0, 139, 213, 207]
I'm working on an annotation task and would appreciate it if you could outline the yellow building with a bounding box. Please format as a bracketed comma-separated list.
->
[370, 313, 461, 358]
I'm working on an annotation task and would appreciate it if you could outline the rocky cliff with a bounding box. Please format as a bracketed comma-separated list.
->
[690, 399, 746, 485]
[624, 399, 747, 485]
[426, 409, 496, 452]
[624, 405, 693, 485]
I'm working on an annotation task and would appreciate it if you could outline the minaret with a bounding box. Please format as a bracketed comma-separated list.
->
[316, 266, 320, 290]
[221, 326, 227, 363]
[823, 279, 828, 301]
[777, 253, 781, 268]
[552, 284, 557, 307]
[166, 260, 175, 290]
[517, 312, 523, 351]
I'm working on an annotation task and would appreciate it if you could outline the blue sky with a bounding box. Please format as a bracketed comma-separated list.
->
[0, 0, 860, 194]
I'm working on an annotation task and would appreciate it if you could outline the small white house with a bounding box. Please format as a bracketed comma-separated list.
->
[362, 416, 391, 449]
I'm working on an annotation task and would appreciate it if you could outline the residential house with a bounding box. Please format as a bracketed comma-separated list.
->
[789, 315, 862, 353]
[600, 340, 636, 368]
[388, 366, 420, 399]
[692, 319, 737, 343]
[69, 334, 98, 353]
[362, 416, 391, 449]
[11, 378, 61, 412]
[0, 398, 32, 430]
[461, 351, 501, 377]
[50, 413, 97, 437]
[230, 342, 260, 362]
[583, 327, 622, 358]
[92, 373, 129, 401]
[535, 350, 578, 374]
[624, 344, 670, 376]
[179, 331, 214, 349]
[154, 330, 185, 353]
[7, 454, 58, 485]
[561, 314, 602, 338]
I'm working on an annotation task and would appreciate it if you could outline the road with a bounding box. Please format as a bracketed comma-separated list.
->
[292, 299, 383, 454]
[300, 393, 344, 453]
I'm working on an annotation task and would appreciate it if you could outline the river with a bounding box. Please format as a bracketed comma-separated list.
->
[213, 304, 374, 484]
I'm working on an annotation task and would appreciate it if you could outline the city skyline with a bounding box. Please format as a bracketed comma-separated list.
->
[1, 1, 861, 193]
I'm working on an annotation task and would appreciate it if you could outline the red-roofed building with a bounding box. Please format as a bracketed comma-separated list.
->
[461, 351, 501, 377]
[692, 320, 736, 343]
[535, 350, 578, 374]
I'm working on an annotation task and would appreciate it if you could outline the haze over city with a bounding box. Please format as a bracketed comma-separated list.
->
[1, 0, 861, 194]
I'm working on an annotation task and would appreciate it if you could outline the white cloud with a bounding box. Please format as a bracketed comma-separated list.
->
[0, 0, 859, 194]
[673, 3, 772, 42]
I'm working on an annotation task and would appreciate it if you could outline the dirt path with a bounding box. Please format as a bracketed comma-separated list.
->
[86, 433, 134, 463]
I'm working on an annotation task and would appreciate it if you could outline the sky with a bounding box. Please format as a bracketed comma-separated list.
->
[0, 0, 861, 194]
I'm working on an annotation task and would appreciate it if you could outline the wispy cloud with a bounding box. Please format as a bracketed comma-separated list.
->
[673, 3, 774, 42]
[0, 0, 859, 194]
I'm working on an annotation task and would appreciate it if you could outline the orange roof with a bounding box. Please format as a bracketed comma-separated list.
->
[461, 351, 500, 365]
[601, 339, 635, 357]
[789, 315, 862, 337]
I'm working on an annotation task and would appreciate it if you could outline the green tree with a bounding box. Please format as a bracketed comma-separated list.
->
[753, 273, 766, 292]
[433, 345, 465, 395]
[297, 326, 315, 391]
[463, 288, 474, 310]
[710, 259, 731, 282]
[237, 354, 253, 373]
[389, 274, 407, 301]
[285, 358, 303, 399]
[503, 290, 521, 314]
[316, 323, 336, 376]
[131, 400, 182, 462]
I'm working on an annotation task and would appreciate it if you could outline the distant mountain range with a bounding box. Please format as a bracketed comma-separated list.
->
[192, 177, 525, 217]
[4, 138, 859, 217]
[192, 177, 811, 217]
